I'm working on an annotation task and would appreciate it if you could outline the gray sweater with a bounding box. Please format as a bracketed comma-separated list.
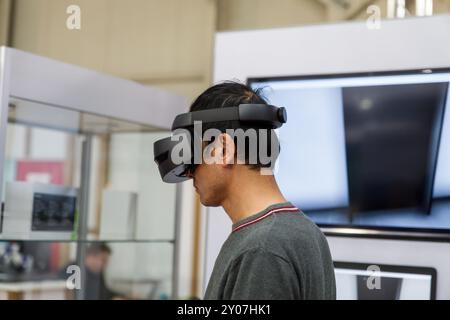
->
[204, 202, 336, 300]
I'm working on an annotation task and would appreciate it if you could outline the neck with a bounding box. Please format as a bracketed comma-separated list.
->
[221, 167, 287, 224]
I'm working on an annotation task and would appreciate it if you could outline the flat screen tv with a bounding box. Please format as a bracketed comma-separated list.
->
[249, 69, 450, 240]
[334, 261, 436, 300]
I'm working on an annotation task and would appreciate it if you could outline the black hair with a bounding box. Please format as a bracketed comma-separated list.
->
[190, 81, 279, 170]
[190, 81, 268, 111]
[86, 242, 112, 256]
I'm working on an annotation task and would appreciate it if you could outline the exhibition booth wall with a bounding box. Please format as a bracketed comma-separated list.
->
[205, 14, 450, 299]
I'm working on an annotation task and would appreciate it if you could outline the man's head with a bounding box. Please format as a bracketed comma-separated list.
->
[188, 81, 280, 207]
[84, 243, 112, 274]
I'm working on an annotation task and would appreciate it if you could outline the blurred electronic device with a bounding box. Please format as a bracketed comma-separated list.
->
[249, 69, 450, 238]
[99, 190, 137, 239]
[334, 261, 436, 300]
[0, 182, 77, 240]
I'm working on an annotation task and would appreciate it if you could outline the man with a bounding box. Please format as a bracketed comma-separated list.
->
[62, 243, 121, 300]
[189, 81, 336, 300]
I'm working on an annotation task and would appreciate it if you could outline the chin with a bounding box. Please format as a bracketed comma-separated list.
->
[198, 194, 221, 207]
[199, 198, 215, 207]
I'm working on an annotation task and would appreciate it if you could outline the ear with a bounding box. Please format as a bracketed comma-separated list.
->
[202, 133, 235, 166]
[221, 133, 236, 166]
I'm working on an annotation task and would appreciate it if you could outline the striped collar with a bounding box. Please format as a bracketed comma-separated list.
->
[232, 202, 300, 233]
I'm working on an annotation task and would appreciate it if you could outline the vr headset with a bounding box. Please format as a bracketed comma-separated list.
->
[153, 104, 287, 183]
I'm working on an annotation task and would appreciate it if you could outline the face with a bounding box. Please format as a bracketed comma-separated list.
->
[191, 136, 233, 206]
[85, 252, 110, 274]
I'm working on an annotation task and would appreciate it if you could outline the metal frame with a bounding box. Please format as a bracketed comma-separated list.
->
[0, 46, 187, 299]
[74, 135, 93, 300]
[171, 183, 183, 299]
[0, 47, 11, 206]
[0, 46, 187, 203]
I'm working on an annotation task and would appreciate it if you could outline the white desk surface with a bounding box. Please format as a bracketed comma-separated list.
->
[0, 280, 66, 292]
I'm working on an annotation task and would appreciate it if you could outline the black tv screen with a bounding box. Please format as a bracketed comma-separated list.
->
[249, 70, 450, 239]
[343, 83, 447, 215]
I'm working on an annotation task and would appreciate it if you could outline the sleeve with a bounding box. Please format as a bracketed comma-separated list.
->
[222, 248, 300, 300]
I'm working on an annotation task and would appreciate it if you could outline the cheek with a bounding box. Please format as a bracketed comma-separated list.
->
[196, 163, 211, 179]
[91, 260, 103, 272]
[196, 165, 220, 192]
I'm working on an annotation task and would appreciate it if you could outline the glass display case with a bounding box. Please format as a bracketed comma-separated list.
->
[0, 47, 187, 299]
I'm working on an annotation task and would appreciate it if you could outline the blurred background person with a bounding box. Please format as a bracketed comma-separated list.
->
[61, 242, 123, 300]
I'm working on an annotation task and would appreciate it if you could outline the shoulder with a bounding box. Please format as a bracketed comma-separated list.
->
[234, 211, 328, 258]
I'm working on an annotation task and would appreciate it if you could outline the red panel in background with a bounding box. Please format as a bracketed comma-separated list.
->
[12, 161, 66, 273]
[16, 160, 65, 185]
[49, 242, 61, 272]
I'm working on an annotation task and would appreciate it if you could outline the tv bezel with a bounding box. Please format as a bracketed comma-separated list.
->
[248, 68, 450, 243]
[333, 261, 437, 300]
